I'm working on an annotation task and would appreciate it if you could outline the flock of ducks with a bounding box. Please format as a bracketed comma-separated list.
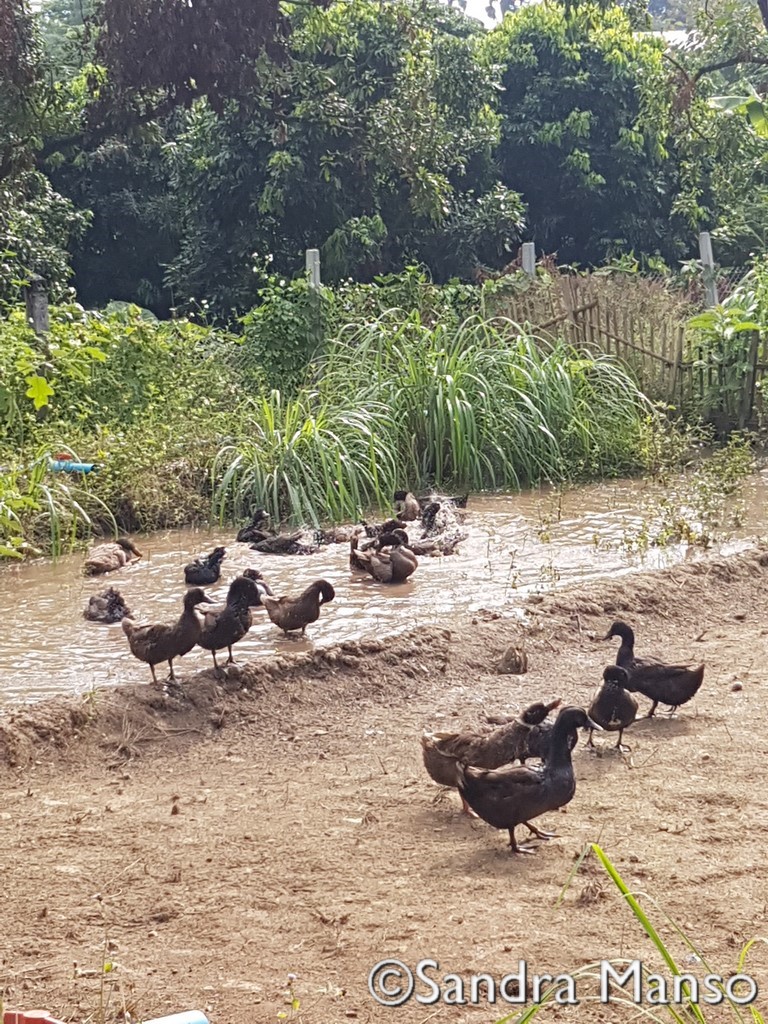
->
[421, 620, 705, 854]
[79, 492, 706, 858]
[80, 491, 467, 683]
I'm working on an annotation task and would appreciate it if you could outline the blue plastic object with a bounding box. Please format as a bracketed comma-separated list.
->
[48, 459, 99, 474]
[142, 1013, 209, 1024]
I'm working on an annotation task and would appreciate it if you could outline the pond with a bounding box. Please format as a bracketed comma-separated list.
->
[1, 471, 766, 705]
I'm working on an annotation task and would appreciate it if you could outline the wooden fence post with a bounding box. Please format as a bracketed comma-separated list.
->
[521, 242, 536, 279]
[699, 232, 719, 309]
[305, 248, 323, 364]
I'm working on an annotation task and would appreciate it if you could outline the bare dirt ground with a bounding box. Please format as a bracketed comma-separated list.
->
[2, 548, 768, 1024]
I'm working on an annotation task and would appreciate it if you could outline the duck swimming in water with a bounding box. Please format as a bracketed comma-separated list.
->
[236, 507, 272, 544]
[454, 706, 599, 854]
[83, 587, 132, 623]
[184, 546, 226, 586]
[84, 537, 143, 576]
[351, 529, 418, 583]
[604, 620, 705, 718]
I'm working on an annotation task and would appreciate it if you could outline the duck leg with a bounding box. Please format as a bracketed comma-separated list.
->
[211, 649, 219, 671]
[149, 663, 159, 685]
[508, 827, 536, 855]
[587, 729, 596, 748]
[524, 821, 559, 840]
[646, 701, 659, 719]
[226, 645, 235, 664]
[167, 658, 177, 681]
[614, 729, 631, 753]
[459, 794, 478, 818]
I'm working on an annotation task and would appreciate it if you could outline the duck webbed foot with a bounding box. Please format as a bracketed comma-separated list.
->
[508, 828, 536, 854]
[614, 731, 631, 752]
[646, 701, 659, 718]
[524, 821, 558, 840]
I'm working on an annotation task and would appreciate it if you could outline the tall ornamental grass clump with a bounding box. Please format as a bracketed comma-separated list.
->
[213, 314, 651, 523]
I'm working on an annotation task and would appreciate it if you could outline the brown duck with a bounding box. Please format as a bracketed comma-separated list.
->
[83, 587, 132, 623]
[588, 666, 638, 751]
[121, 588, 213, 684]
[604, 620, 705, 717]
[455, 706, 599, 854]
[353, 529, 418, 583]
[84, 537, 143, 576]
[421, 699, 562, 815]
[199, 575, 266, 670]
[393, 490, 421, 522]
[261, 580, 335, 636]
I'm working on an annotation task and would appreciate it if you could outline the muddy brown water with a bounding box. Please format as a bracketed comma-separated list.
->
[2, 473, 767, 705]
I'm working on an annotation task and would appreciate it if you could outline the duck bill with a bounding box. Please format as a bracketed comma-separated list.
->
[586, 716, 603, 731]
[545, 698, 562, 712]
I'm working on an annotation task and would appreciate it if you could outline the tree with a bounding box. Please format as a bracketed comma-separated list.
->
[163, 0, 524, 313]
[483, 1, 690, 264]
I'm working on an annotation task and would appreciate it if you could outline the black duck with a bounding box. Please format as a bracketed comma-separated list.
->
[236, 507, 272, 544]
[588, 665, 638, 751]
[422, 699, 562, 815]
[455, 706, 599, 854]
[241, 567, 274, 602]
[261, 580, 335, 636]
[84, 537, 143, 576]
[184, 546, 226, 586]
[199, 575, 265, 670]
[604, 620, 705, 717]
[83, 587, 132, 624]
[250, 532, 318, 555]
[122, 588, 213, 684]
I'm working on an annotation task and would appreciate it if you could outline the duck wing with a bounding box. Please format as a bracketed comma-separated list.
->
[627, 660, 704, 703]
[458, 762, 547, 829]
[431, 722, 527, 768]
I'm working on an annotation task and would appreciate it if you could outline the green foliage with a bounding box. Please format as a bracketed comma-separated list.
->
[162, 0, 520, 313]
[483, 2, 688, 265]
[214, 311, 652, 524]
[502, 843, 766, 1023]
[0, 170, 90, 305]
[687, 255, 768, 424]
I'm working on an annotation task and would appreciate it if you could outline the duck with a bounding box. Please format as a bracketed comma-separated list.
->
[314, 524, 365, 546]
[418, 492, 469, 510]
[83, 587, 132, 624]
[604, 620, 705, 718]
[184, 546, 226, 586]
[198, 575, 266, 670]
[393, 490, 421, 522]
[408, 527, 467, 558]
[241, 567, 274, 602]
[353, 529, 418, 583]
[261, 580, 335, 636]
[236, 507, 272, 544]
[250, 532, 318, 555]
[363, 518, 408, 539]
[83, 537, 143, 576]
[588, 666, 638, 751]
[121, 587, 214, 684]
[454, 706, 599, 854]
[422, 698, 562, 814]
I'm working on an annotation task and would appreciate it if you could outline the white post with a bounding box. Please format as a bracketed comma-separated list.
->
[305, 248, 321, 288]
[699, 232, 719, 308]
[521, 242, 536, 279]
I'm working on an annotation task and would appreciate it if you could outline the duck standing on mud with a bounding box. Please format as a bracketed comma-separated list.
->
[603, 620, 705, 717]
[422, 698, 562, 815]
[198, 575, 267, 670]
[122, 588, 214, 684]
[454, 706, 599, 854]
[588, 666, 638, 751]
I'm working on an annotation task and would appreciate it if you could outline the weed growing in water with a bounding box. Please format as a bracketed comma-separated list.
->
[622, 433, 756, 555]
